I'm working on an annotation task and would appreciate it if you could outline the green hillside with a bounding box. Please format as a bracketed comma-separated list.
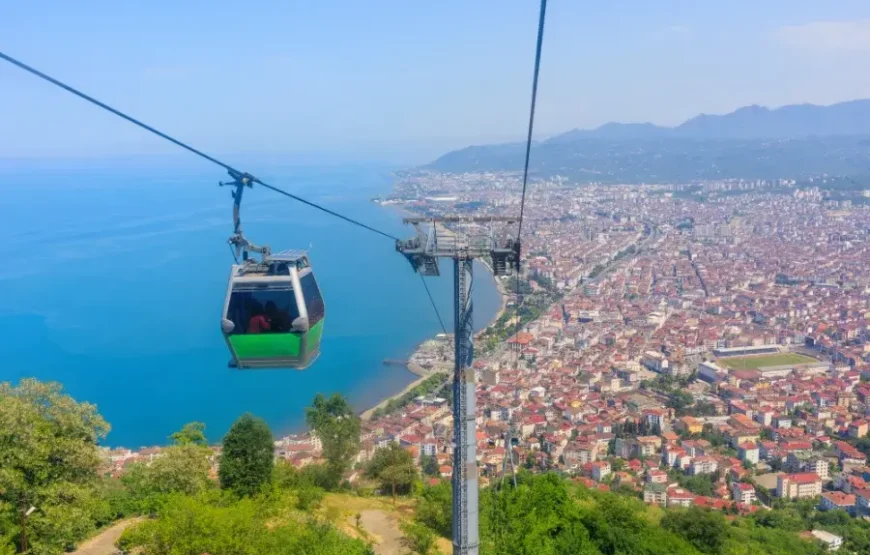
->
[3, 378, 869, 555]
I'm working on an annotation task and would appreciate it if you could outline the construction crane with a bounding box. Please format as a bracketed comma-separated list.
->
[397, 216, 520, 555]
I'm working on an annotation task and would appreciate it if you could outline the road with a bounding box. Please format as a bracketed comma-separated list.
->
[359, 510, 404, 555]
[71, 518, 142, 555]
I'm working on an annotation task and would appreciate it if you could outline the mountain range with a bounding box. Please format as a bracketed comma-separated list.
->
[428, 100, 870, 182]
[551, 99, 870, 141]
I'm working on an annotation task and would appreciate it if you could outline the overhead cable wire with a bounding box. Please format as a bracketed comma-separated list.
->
[419, 273, 448, 336]
[515, 0, 547, 242]
[0, 51, 400, 242]
[0, 50, 459, 342]
[511, 0, 548, 363]
[501, 6, 546, 529]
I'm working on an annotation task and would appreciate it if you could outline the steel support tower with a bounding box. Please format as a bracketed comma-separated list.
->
[397, 216, 519, 555]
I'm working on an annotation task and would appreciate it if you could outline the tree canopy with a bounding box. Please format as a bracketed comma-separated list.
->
[365, 443, 418, 502]
[0, 379, 110, 554]
[170, 421, 208, 446]
[219, 413, 274, 497]
[413, 473, 835, 555]
[305, 393, 360, 489]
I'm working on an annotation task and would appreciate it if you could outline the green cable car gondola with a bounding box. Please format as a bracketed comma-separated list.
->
[219, 171, 325, 370]
[221, 250, 324, 369]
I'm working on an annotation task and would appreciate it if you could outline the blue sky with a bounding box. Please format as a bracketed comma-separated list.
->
[3, 1, 870, 163]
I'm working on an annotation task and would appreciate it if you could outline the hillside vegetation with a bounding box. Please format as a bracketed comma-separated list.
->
[3, 378, 868, 555]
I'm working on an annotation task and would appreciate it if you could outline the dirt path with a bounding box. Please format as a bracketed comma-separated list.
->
[359, 509, 404, 555]
[71, 517, 143, 555]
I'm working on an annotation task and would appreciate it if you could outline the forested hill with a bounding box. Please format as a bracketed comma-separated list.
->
[428, 100, 870, 182]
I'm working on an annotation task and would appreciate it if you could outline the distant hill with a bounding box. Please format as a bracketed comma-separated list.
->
[550, 99, 870, 141]
[428, 100, 870, 182]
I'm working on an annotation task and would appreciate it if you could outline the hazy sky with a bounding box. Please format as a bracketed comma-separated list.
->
[3, 1, 870, 163]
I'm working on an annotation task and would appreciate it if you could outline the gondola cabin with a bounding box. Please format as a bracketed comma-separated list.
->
[221, 250, 324, 369]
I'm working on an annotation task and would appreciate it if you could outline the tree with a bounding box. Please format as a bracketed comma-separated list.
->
[680, 475, 716, 497]
[0, 379, 109, 553]
[661, 507, 728, 554]
[415, 481, 452, 538]
[219, 414, 274, 497]
[421, 455, 440, 477]
[305, 394, 361, 489]
[122, 441, 212, 512]
[170, 421, 208, 446]
[668, 390, 694, 413]
[365, 443, 418, 503]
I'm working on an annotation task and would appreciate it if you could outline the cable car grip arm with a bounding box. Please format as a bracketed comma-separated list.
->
[220, 170, 269, 260]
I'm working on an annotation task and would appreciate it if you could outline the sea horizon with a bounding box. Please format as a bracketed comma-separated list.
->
[0, 160, 501, 447]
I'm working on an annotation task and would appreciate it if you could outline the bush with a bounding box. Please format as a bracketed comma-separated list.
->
[401, 520, 438, 554]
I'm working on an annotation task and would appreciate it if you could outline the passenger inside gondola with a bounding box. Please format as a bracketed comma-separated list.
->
[227, 289, 299, 335]
[248, 309, 271, 334]
[265, 301, 290, 332]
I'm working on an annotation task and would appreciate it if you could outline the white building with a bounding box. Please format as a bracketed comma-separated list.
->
[731, 482, 756, 505]
[810, 530, 842, 551]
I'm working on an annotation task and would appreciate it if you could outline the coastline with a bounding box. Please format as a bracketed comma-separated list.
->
[359, 362, 432, 421]
[358, 262, 509, 422]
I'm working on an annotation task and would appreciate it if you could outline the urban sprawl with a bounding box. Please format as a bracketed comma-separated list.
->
[105, 172, 870, 541]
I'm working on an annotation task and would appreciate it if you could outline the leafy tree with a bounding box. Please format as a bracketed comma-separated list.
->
[365, 443, 418, 502]
[421, 455, 440, 477]
[305, 394, 361, 489]
[668, 390, 694, 413]
[170, 421, 208, 446]
[661, 507, 728, 554]
[122, 441, 212, 513]
[219, 413, 274, 497]
[679, 475, 716, 497]
[0, 379, 109, 554]
[416, 482, 452, 538]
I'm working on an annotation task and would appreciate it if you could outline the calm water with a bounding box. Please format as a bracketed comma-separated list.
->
[0, 162, 500, 447]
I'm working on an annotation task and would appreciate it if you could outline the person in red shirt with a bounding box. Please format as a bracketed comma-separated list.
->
[248, 312, 271, 334]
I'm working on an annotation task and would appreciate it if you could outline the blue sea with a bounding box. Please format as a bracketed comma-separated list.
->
[0, 161, 500, 447]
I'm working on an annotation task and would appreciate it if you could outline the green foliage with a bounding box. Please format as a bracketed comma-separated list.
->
[678, 474, 717, 497]
[0, 379, 109, 554]
[421, 455, 440, 477]
[400, 520, 438, 555]
[750, 500, 870, 554]
[415, 481, 452, 538]
[854, 436, 870, 457]
[170, 421, 208, 446]
[219, 413, 275, 497]
[413, 473, 837, 555]
[668, 390, 695, 412]
[118, 492, 373, 555]
[121, 442, 213, 513]
[481, 473, 698, 555]
[661, 508, 728, 554]
[365, 443, 418, 499]
[305, 394, 361, 490]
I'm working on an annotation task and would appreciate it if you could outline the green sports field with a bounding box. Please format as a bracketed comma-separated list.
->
[717, 353, 817, 370]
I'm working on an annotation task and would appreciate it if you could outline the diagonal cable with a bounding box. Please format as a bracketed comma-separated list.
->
[419, 273, 448, 336]
[0, 51, 399, 242]
[511, 0, 548, 367]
